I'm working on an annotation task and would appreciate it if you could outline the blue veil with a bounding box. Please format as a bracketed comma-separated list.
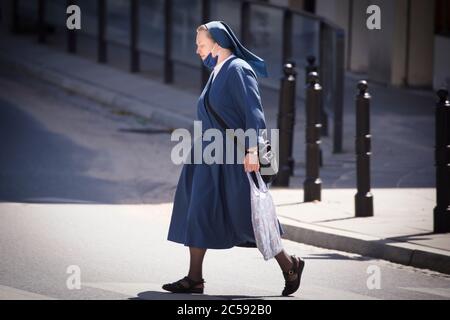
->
[204, 21, 268, 78]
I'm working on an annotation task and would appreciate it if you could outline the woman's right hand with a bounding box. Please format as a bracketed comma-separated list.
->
[243, 151, 260, 173]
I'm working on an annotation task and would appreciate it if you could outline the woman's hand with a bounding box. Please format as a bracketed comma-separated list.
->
[244, 148, 260, 173]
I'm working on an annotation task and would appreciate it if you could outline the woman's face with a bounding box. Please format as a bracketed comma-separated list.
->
[196, 30, 217, 61]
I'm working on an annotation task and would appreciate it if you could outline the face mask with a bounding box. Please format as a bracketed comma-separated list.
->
[202, 44, 219, 70]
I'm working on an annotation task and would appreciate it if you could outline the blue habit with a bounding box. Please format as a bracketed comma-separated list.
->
[167, 56, 283, 249]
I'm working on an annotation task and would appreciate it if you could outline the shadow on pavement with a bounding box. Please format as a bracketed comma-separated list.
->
[130, 290, 285, 300]
[0, 98, 143, 204]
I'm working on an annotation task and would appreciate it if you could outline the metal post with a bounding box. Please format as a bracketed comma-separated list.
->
[304, 72, 322, 202]
[273, 62, 297, 187]
[12, 0, 19, 33]
[130, 0, 139, 72]
[97, 0, 107, 63]
[201, 0, 211, 88]
[307, 55, 328, 138]
[304, 0, 315, 13]
[240, 1, 250, 45]
[164, 0, 173, 84]
[306, 56, 325, 167]
[282, 9, 293, 64]
[318, 21, 328, 111]
[67, 0, 77, 54]
[38, 0, 46, 43]
[433, 89, 450, 233]
[333, 29, 345, 153]
[286, 61, 297, 176]
[354, 81, 373, 217]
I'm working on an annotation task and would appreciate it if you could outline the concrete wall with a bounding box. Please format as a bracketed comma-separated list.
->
[407, 0, 435, 87]
[316, 0, 436, 88]
[349, 0, 369, 72]
[368, 0, 435, 87]
[368, 0, 408, 86]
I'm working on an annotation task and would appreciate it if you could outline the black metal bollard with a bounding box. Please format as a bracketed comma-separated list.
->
[333, 29, 345, 154]
[306, 56, 325, 167]
[433, 89, 450, 233]
[273, 62, 297, 187]
[308, 56, 329, 139]
[354, 81, 374, 217]
[303, 72, 322, 202]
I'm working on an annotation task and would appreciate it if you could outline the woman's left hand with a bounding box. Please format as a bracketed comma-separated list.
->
[244, 152, 260, 172]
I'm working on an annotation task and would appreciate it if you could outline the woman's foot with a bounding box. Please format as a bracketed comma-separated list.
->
[281, 255, 305, 296]
[162, 276, 205, 294]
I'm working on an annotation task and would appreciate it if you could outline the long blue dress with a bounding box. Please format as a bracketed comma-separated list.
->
[167, 56, 283, 249]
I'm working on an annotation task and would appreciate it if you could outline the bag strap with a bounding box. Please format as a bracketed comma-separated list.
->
[246, 172, 267, 192]
[204, 77, 230, 130]
[204, 76, 247, 153]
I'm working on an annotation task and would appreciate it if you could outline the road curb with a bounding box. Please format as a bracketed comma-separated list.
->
[279, 217, 450, 275]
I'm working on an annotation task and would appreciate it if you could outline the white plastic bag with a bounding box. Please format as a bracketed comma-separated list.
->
[246, 172, 284, 260]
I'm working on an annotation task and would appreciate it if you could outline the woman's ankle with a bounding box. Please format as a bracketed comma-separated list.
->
[187, 274, 203, 282]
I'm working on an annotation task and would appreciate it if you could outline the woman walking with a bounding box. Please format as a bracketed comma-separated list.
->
[163, 21, 305, 296]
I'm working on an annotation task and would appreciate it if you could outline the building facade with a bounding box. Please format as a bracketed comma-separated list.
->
[272, 0, 449, 90]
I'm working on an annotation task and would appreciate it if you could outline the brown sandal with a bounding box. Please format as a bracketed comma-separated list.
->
[162, 276, 205, 294]
[282, 255, 305, 296]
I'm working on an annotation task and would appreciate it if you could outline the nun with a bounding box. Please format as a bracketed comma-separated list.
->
[163, 21, 305, 296]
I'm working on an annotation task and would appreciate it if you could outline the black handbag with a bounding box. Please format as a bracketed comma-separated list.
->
[203, 79, 278, 185]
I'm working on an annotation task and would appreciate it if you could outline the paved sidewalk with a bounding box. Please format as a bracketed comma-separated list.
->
[1, 29, 448, 275]
[270, 188, 450, 275]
